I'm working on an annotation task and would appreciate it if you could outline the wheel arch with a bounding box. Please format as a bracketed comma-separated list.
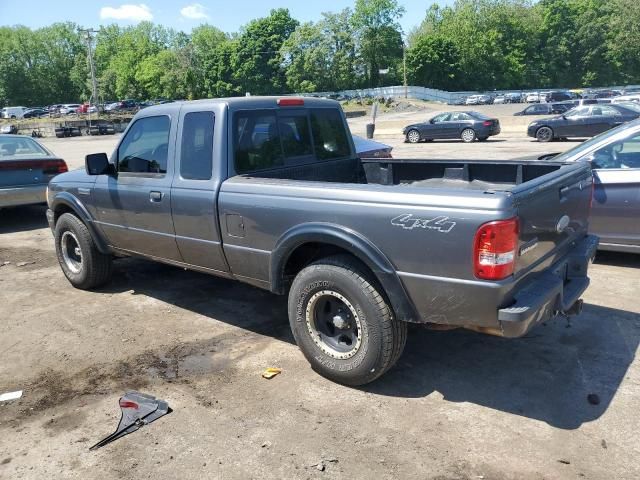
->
[51, 192, 110, 254]
[271, 223, 418, 322]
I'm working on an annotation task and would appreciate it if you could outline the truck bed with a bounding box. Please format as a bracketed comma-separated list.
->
[249, 156, 571, 194]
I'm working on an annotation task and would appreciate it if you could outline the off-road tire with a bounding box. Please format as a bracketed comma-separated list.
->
[288, 255, 407, 386]
[54, 213, 112, 289]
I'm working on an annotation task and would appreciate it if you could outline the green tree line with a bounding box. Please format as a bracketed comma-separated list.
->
[1, 0, 640, 106]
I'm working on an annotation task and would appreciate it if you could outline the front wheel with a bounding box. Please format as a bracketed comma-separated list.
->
[288, 255, 407, 386]
[461, 128, 476, 143]
[406, 129, 421, 143]
[54, 213, 113, 289]
[536, 126, 554, 142]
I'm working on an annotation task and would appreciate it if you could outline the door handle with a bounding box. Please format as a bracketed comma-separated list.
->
[149, 191, 163, 202]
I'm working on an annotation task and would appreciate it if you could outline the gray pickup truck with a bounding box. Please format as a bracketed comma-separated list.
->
[46, 96, 598, 385]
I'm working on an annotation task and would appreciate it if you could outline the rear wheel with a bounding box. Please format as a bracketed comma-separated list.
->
[461, 128, 476, 143]
[54, 213, 112, 289]
[288, 255, 407, 386]
[536, 126, 554, 142]
[406, 129, 421, 144]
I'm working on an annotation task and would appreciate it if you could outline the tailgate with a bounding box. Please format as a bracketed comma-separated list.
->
[0, 159, 67, 187]
[512, 162, 593, 276]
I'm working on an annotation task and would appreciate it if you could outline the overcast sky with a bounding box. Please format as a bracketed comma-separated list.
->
[0, 1, 455, 35]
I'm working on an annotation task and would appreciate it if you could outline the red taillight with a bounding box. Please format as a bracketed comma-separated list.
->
[277, 98, 305, 106]
[0, 159, 67, 174]
[483, 120, 493, 127]
[473, 218, 519, 280]
[42, 160, 68, 174]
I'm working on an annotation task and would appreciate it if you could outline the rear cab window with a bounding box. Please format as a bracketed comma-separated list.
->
[234, 108, 351, 174]
[180, 111, 214, 180]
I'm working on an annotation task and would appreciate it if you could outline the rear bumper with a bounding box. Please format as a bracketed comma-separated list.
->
[397, 235, 598, 337]
[497, 234, 598, 337]
[0, 185, 46, 208]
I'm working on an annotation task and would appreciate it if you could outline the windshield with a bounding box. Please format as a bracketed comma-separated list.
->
[616, 103, 640, 113]
[0, 137, 49, 158]
[552, 120, 640, 162]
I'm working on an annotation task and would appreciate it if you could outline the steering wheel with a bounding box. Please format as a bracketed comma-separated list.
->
[150, 143, 168, 171]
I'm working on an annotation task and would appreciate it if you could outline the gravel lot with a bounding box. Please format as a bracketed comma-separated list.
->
[1, 107, 639, 479]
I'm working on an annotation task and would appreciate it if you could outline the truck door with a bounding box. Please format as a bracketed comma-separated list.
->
[171, 107, 229, 272]
[93, 114, 182, 261]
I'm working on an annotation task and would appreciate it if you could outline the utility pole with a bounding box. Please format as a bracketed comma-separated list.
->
[79, 28, 99, 106]
[403, 42, 408, 99]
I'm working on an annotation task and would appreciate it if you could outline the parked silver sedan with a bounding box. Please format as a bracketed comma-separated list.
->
[0, 135, 68, 208]
[541, 119, 640, 253]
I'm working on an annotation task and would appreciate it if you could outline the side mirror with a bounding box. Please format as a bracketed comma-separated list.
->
[85, 153, 114, 175]
[561, 114, 567, 120]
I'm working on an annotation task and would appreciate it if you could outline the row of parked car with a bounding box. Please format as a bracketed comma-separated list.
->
[0, 99, 177, 119]
[452, 86, 640, 106]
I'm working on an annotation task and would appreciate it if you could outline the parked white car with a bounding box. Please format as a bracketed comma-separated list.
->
[526, 92, 540, 103]
[59, 104, 81, 115]
[465, 95, 482, 105]
[612, 95, 640, 104]
[0, 106, 29, 119]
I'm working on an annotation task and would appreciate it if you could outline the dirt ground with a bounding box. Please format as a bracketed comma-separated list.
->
[1, 108, 639, 479]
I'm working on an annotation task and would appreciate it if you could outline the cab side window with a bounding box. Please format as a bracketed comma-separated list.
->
[118, 116, 171, 174]
[180, 112, 214, 180]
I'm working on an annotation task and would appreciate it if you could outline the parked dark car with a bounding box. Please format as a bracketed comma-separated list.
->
[582, 89, 621, 100]
[23, 108, 49, 119]
[538, 119, 640, 252]
[118, 99, 138, 110]
[403, 111, 501, 143]
[527, 104, 640, 142]
[0, 135, 68, 208]
[544, 91, 574, 102]
[514, 103, 571, 116]
[352, 135, 392, 158]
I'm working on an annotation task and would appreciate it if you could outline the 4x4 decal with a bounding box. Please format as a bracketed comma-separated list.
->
[391, 214, 456, 233]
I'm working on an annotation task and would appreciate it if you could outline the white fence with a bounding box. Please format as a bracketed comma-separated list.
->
[306, 86, 480, 103]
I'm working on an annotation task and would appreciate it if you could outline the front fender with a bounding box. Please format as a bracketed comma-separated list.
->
[50, 191, 110, 254]
[271, 223, 418, 322]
